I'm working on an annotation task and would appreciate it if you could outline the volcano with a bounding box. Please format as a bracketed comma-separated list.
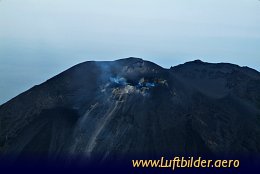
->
[0, 58, 260, 162]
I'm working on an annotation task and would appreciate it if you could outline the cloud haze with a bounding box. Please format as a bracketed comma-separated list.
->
[0, 0, 260, 104]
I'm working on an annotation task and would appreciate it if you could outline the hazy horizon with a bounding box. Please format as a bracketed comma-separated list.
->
[0, 0, 260, 104]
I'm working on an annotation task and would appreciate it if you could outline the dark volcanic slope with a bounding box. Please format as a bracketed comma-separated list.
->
[0, 58, 260, 161]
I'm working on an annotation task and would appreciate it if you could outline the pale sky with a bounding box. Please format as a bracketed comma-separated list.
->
[0, 0, 260, 104]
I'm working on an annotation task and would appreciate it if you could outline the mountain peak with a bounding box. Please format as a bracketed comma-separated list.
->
[189, 59, 205, 64]
[0, 58, 260, 162]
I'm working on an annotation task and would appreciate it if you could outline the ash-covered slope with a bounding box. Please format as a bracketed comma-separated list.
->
[0, 58, 260, 161]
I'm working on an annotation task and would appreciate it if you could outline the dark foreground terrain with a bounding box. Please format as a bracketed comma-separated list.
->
[0, 58, 260, 164]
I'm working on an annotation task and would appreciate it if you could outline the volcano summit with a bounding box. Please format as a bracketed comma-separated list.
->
[0, 58, 260, 162]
